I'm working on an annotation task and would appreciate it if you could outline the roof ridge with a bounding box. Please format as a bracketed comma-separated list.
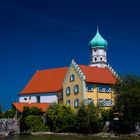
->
[37, 66, 68, 72]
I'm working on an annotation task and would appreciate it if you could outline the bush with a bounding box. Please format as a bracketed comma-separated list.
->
[20, 106, 46, 132]
[24, 115, 50, 132]
[100, 108, 114, 122]
[76, 104, 103, 134]
[22, 106, 43, 117]
[45, 104, 75, 132]
[2, 106, 16, 118]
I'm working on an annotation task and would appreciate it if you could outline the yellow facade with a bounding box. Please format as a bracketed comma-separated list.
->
[63, 63, 116, 111]
[63, 66, 83, 110]
[85, 84, 115, 109]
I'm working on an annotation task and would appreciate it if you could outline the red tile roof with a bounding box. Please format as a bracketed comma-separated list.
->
[80, 65, 117, 84]
[13, 102, 50, 112]
[20, 65, 117, 95]
[20, 67, 68, 95]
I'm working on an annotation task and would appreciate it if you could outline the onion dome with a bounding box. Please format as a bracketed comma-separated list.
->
[89, 26, 108, 49]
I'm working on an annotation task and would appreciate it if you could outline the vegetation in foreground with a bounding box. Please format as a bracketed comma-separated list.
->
[0, 75, 140, 134]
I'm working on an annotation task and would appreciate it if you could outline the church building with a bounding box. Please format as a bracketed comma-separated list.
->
[13, 27, 118, 112]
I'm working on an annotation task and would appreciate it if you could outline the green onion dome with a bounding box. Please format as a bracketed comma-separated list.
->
[89, 27, 108, 49]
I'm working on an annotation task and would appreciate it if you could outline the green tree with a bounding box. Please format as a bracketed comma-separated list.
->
[20, 106, 44, 132]
[2, 106, 16, 118]
[24, 115, 49, 132]
[112, 75, 140, 133]
[45, 104, 75, 132]
[100, 108, 114, 122]
[22, 106, 43, 117]
[76, 103, 102, 134]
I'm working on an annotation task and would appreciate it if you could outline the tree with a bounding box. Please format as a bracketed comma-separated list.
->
[100, 108, 114, 122]
[20, 106, 44, 132]
[22, 106, 43, 117]
[24, 115, 49, 132]
[112, 75, 140, 133]
[45, 104, 75, 132]
[76, 103, 102, 134]
[2, 106, 16, 118]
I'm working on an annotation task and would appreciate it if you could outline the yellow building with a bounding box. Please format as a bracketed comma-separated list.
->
[63, 27, 118, 110]
[63, 60, 117, 110]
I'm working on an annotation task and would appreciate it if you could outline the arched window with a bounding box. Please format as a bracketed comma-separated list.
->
[74, 99, 79, 107]
[70, 74, 75, 82]
[66, 100, 71, 105]
[100, 57, 102, 61]
[74, 85, 79, 94]
[94, 57, 97, 61]
[66, 87, 71, 95]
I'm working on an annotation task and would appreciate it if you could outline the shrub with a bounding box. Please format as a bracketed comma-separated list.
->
[76, 104, 103, 134]
[45, 104, 75, 132]
[20, 106, 46, 132]
[24, 115, 50, 132]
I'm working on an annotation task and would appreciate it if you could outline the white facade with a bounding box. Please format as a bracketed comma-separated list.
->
[19, 96, 37, 103]
[89, 47, 107, 68]
[40, 95, 58, 103]
[19, 94, 58, 103]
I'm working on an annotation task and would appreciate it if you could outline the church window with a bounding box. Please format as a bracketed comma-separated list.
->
[100, 57, 102, 60]
[66, 87, 71, 95]
[70, 74, 75, 82]
[97, 84, 111, 93]
[95, 57, 97, 61]
[74, 99, 79, 108]
[74, 85, 79, 94]
[66, 100, 71, 105]
[86, 83, 94, 91]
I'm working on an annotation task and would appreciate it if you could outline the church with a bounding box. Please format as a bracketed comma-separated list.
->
[13, 27, 118, 112]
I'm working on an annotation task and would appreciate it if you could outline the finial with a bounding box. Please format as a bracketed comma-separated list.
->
[97, 25, 99, 33]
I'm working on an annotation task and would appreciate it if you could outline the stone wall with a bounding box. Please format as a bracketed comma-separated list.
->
[0, 118, 20, 135]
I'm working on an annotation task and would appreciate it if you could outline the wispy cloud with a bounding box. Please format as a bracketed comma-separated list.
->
[3, 2, 91, 34]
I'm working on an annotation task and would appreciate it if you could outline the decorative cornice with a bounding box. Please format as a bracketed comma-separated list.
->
[63, 59, 86, 84]
[71, 59, 86, 81]
[106, 64, 120, 80]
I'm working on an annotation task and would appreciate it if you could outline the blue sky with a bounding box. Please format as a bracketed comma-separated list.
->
[0, 0, 140, 111]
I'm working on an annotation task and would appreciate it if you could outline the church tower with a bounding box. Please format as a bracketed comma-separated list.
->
[89, 27, 108, 68]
